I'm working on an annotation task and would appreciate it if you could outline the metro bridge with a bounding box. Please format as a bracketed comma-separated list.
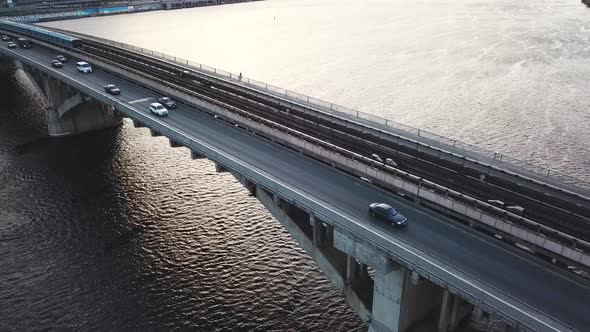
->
[0, 23, 589, 332]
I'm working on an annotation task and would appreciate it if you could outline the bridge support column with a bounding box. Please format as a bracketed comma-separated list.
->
[169, 139, 183, 148]
[150, 129, 162, 137]
[445, 291, 473, 331]
[311, 214, 333, 247]
[0, 55, 16, 77]
[22, 66, 122, 137]
[230, 172, 372, 323]
[191, 150, 206, 159]
[472, 306, 485, 321]
[215, 163, 228, 173]
[334, 230, 445, 332]
[438, 290, 452, 331]
[133, 119, 145, 128]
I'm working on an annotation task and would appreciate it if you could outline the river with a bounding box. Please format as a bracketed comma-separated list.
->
[1, 0, 589, 330]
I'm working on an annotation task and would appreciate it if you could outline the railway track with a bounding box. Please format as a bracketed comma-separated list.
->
[78, 39, 590, 241]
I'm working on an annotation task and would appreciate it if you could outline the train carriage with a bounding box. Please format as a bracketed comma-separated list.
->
[0, 19, 83, 49]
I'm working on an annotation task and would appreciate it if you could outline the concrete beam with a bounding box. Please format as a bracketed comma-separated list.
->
[191, 150, 206, 159]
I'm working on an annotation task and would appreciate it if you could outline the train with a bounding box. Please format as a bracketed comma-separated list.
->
[0, 19, 83, 49]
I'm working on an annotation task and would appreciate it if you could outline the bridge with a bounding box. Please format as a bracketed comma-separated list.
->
[0, 25, 589, 332]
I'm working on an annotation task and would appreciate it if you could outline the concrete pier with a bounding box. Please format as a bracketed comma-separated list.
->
[18, 60, 122, 136]
[230, 172, 476, 332]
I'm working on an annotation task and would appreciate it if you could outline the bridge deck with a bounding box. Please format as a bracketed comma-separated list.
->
[2, 43, 590, 331]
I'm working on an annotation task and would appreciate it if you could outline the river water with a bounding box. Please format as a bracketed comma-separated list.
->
[1, 0, 589, 330]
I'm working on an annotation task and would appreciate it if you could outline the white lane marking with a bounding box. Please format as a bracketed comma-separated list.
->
[128, 97, 153, 104]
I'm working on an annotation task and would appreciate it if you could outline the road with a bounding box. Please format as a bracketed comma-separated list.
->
[2, 42, 589, 330]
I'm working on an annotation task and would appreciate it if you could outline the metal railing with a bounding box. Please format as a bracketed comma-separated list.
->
[1, 41, 577, 332]
[42, 26, 590, 193]
[77, 33, 590, 191]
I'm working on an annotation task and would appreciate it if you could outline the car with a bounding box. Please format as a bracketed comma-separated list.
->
[51, 60, 63, 68]
[56, 55, 68, 63]
[7, 42, 16, 48]
[16, 37, 31, 49]
[158, 97, 176, 108]
[2, 35, 10, 41]
[149, 102, 168, 116]
[104, 84, 120, 95]
[368, 203, 408, 227]
[76, 61, 92, 73]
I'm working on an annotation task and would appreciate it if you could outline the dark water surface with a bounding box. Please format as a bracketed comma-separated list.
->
[0, 72, 364, 330]
[4, 0, 590, 330]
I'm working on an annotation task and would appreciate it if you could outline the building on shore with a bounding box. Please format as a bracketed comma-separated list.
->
[0, 0, 261, 21]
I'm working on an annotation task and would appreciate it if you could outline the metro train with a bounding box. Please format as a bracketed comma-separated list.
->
[0, 19, 83, 49]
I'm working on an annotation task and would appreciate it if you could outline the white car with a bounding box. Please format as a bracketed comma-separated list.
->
[76, 61, 92, 73]
[149, 102, 168, 116]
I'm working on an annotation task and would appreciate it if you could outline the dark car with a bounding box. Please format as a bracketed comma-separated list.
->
[51, 60, 63, 68]
[56, 55, 68, 63]
[104, 84, 120, 95]
[17, 37, 32, 49]
[368, 203, 408, 227]
[7, 42, 16, 48]
[158, 97, 176, 108]
[2, 35, 10, 41]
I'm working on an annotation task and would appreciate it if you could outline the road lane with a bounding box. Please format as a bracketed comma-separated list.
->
[3, 43, 589, 330]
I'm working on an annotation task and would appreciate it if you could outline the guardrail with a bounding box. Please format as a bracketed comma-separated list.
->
[54, 29, 590, 192]
[21, 29, 590, 269]
[8, 26, 590, 269]
[60, 38, 590, 267]
[0, 43, 578, 332]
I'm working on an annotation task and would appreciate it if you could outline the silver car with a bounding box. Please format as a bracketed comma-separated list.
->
[149, 102, 168, 116]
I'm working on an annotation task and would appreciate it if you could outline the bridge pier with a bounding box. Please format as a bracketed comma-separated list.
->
[20, 63, 122, 137]
[169, 139, 183, 148]
[334, 229, 448, 331]
[0, 55, 16, 78]
[231, 172, 373, 323]
[215, 163, 228, 173]
[438, 289, 473, 331]
[230, 172, 476, 332]
[191, 150, 206, 159]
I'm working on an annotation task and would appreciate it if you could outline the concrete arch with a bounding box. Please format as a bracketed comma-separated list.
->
[56, 93, 84, 118]
[20, 65, 122, 137]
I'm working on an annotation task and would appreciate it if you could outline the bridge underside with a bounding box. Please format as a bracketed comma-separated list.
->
[230, 171, 480, 332]
[9, 58, 122, 137]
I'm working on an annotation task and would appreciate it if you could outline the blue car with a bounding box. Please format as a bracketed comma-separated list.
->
[368, 203, 408, 227]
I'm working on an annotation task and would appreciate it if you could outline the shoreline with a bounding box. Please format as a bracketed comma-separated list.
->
[1, 0, 262, 23]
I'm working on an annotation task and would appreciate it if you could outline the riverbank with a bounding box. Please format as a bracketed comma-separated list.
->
[1, 0, 262, 23]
